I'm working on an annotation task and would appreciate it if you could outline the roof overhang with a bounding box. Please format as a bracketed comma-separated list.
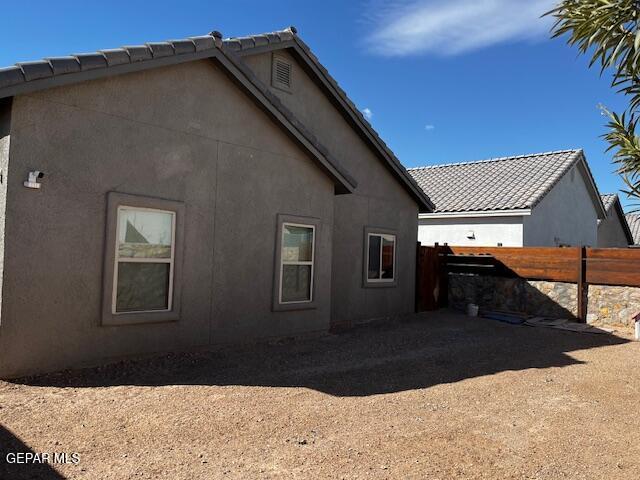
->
[419, 208, 531, 220]
[0, 33, 357, 195]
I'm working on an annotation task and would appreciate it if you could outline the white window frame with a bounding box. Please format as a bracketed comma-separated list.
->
[112, 205, 177, 315]
[279, 222, 315, 305]
[366, 232, 396, 283]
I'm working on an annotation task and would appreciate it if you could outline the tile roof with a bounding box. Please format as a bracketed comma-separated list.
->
[409, 150, 592, 213]
[0, 27, 433, 212]
[627, 213, 640, 245]
[600, 193, 618, 212]
[0, 33, 224, 92]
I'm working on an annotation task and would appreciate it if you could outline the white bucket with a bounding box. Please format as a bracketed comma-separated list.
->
[467, 303, 479, 317]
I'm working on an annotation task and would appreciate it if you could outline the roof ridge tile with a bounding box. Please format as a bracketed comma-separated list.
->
[407, 149, 581, 171]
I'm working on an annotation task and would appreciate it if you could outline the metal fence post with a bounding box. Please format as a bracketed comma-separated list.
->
[577, 246, 586, 322]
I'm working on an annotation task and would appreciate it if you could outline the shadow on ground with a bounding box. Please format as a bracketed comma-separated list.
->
[11, 311, 630, 397]
[0, 425, 65, 480]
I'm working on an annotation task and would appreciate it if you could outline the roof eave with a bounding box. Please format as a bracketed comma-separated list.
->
[419, 208, 531, 219]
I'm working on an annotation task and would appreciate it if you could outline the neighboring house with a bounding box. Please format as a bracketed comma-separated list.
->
[409, 150, 606, 247]
[597, 194, 634, 247]
[627, 213, 640, 246]
[0, 27, 433, 377]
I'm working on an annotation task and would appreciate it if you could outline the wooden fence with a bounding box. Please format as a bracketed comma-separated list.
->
[416, 245, 640, 321]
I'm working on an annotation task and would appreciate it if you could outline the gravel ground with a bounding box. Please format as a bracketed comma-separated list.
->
[0, 310, 639, 479]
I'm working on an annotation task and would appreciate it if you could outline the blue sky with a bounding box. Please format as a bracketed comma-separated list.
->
[1, 0, 632, 209]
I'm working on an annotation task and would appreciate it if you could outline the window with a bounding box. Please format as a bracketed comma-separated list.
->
[273, 214, 320, 311]
[272, 54, 292, 92]
[363, 228, 397, 287]
[279, 223, 314, 303]
[113, 207, 175, 313]
[102, 192, 184, 326]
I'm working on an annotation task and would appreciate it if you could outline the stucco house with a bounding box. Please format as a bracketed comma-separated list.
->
[0, 27, 433, 377]
[409, 150, 606, 247]
[627, 213, 640, 246]
[597, 194, 634, 247]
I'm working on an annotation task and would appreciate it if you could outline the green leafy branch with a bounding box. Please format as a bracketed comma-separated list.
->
[548, 0, 640, 210]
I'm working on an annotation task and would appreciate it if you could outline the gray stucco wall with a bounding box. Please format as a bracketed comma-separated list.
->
[523, 164, 598, 247]
[0, 60, 335, 377]
[597, 210, 630, 247]
[0, 99, 10, 324]
[243, 50, 419, 327]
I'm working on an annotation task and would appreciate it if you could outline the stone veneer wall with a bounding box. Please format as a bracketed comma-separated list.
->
[448, 274, 578, 319]
[586, 285, 640, 326]
[448, 274, 640, 326]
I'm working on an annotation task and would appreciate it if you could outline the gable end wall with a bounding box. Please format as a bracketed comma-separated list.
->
[597, 206, 630, 247]
[0, 60, 335, 377]
[523, 164, 598, 247]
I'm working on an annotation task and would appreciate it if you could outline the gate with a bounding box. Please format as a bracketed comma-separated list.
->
[415, 244, 447, 312]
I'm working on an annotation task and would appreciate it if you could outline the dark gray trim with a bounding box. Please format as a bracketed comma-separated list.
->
[272, 213, 321, 312]
[101, 192, 185, 326]
[362, 226, 398, 288]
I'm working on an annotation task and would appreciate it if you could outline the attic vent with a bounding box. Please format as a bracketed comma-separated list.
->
[272, 55, 292, 92]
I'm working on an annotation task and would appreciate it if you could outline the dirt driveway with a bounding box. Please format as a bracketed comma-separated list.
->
[0, 310, 639, 479]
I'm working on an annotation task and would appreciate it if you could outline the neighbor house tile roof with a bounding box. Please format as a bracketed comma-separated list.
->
[600, 193, 618, 212]
[627, 213, 640, 245]
[408, 149, 598, 213]
[0, 27, 434, 211]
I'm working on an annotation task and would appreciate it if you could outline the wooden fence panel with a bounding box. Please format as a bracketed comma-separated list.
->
[415, 245, 640, 319]
[586, 248, 640, 287]
[446, 246, 580, 283]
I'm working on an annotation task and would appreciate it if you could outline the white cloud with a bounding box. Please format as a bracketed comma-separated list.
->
[362, 107, 373, 120]
[362, 0, 556, 56]
[425, 124, 435, 131]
